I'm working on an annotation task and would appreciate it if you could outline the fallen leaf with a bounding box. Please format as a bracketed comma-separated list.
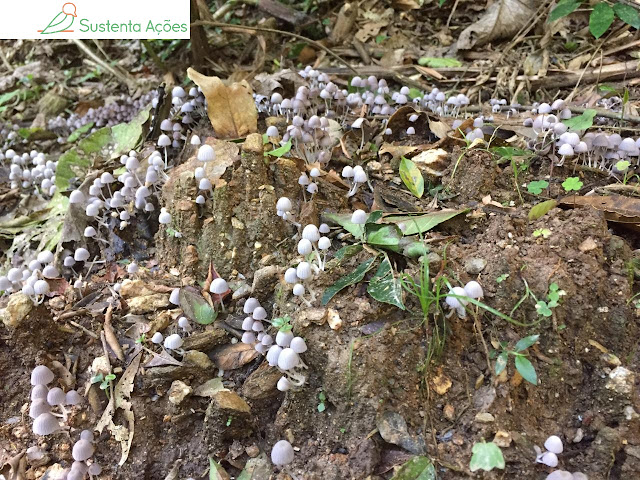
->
[187, 68, 257, 139]
[559, 194, 640, 225]
[144, 349, 184, 368]
[377, 411, 426, 455]
[212, 343, 260, 370]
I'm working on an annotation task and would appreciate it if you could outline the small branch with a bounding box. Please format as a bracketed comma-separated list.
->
[72, 39, 137, 91]
[192, 20, 359, 74]
[103, 303, 125, 362]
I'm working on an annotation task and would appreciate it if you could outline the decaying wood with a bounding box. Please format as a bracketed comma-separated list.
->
[328, 3, 358, 45]
[104, 303, 125, 362]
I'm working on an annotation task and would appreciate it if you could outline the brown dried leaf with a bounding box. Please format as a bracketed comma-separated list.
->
[144, 349, 183, 368]
[187, 68, 257, 139]
[559, 194, 640, 224]
[212, 343, 259, 370]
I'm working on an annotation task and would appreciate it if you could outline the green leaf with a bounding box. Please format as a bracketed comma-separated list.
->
[616, 160, 630, 172]
[490, 146, 530, 160]
[614, 3, 640, 28]
[272, 316, 293, 332]
[562, 176, 583, 192]
[366, 224, 403, 251]
[317, 402, 326, 412]
[367, 258, 405, 309]
[514, 334, 540, 352]
[322, 257, 377, 305]
[55, 149, 91, 191]
[325, 211, 382, 239]
[563, 109, 596, 130]
[78, 127, 112, 154]
[402, 241, 429, 259]
[390, 456, 436, 480]
[111, 106, 151, 154]
[67, 122, 95, 143]
[265, 141, 292, 157]
[209, 457, 229, 480]
[495, 352, 508, 375]
[469, 441, 505, 472]
[417, 57, 462, 68]
[399, 157, 425, 198]
[527, 180, 549, 195]
[528, 199, 557, 220]
[590, 3, 615, 38]
[514, 356, 538, 385]
[548, 0, 581, 23]
[535, 300, 553, 317]
[334, 244, 363, 261]
[179, 288, 218, 325]
[386, 209, 467, 236]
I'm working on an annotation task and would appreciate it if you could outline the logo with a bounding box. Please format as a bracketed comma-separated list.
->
[38, 2, 77, 34]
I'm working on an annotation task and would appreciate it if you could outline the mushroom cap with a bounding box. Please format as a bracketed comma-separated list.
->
[31, 365, 54, 386]
[318, 236, 331, 250]
[266, 126, 279, 137]
[159, 212, 172, 224]
[284, 268, 298, 284]
[88, 463, 102, 475]
[47, 387, 66, 406]
[242, 317, 255, 331]
[26, 446, 45, 461]
[277, 376, 292, 392]
[157, 134, 172, 147]
[276, 197, 292, 213]
[68, 462, 88, 480]
[31, 384, 48, 401]
[151, 332, 164, 344]
[292, 283, 305, 296]
[32, 412, 60, 435]
[72, 439, 95, 461]
[353, 166, 367, 183]
[29, 399, 51, 419]
[266, 345, 283, 366]
[74, 248, 90, 262]
[463, 281, 484, 299]
[164, 334, 183, 350]
[252, 321, 264, 332]
[342, 166, 354, 178]
[558, 143, 574, 156]
[261, 334, 274, 346]
[42, 265, 59, 279]
[271, 440, 294, 466]
[190, 135, 201, 146]
[243, 297, 261, 314]
[34, 279, 50, 295]
[80, 430, 94, 441]
[242, 331, 256, 344]
[544, 435, 564, 454]
[351, 209, 367, 225]
[210, 277, 228, 294]
[539, 451, 558, 468]
[302, 224, 320, 243]
[69, 190, 85, 204]
[277, 348, 300, 370]
[319, 223, 330, 234]
[37, 251, 54, 264]
[276, 330, 294, 347]
[296, 262, 312, 280]
[545, 471, 573, 480]
[169, 288, 181, 305]
[197, 145, 216, 162]
[252, 306, 268, 320]
[65, 390, 83, 405]
[297, 239, 313, 256]
[290, 337, 307, 354]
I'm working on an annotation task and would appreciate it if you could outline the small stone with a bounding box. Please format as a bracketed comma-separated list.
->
[0, 293, 33, 328]
[295, 308, 327, 327]
[168, 380, 192, 405]
[426, 252, 441, 270]
[493, 430, 512, 448]
[474, 412, 495, 423]
[246, 444, 260, 458]
[443, 404, 455, 420]
[465, 257, 487, 275]
[579, 237, 597, 252]
[243, 133, 264, 154]
[127, 293, 170, 314]
[430, 369, 452, 395]
[327, 308, 342, 330]
[601, 353, 621, 367]
[231, 217, 245, 230]
[120, 279, 156, 298]
[213, 391, 251, 414]
[194, 377, 227, 397]
[605, 366, 635, 396]
[573, 428, 584, 443]
[251, 265, 282, 298]
[182, 350, 213, 369]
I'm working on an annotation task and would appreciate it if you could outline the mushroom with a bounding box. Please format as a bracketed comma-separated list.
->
[271, 440, 294, 466]
[32, 412, 60, 435]
[31, 365, 54, 386]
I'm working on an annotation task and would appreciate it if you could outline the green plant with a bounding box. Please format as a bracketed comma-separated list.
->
[272, 315, 293, 332]
[317, 392, 327, 412]
[91, 372, 116, 397]
[493, 334, 540, 385]
[548, 1, 639, 38]
[614, 160, 638, 185]
[226, 416, 233, 426]
[496, 273, 509, 283]
[399, 157, 424, 198]
[527, 180, 549, 195]
[469, 441, 505, 472]
[135, 333, 146, 344]
[511, 278, 565, 319]
[562, 176, 583, 192]
[533, 228, 552, 239]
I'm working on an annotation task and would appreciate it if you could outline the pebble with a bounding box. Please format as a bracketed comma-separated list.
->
[474, 412, 495, 423]
[465, 257, 487, 274]
[168, 380, 192, 405]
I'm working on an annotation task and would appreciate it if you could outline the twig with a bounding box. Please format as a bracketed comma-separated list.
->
[192, 20, 359, 74]
[103, 303, 125, 362]
[72, 39, 137, 91]
[68, 320, 99, 339]
[463, 104, 640, 124]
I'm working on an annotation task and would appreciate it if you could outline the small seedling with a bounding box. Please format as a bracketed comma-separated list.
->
[496, 273, 509, 283]
[527, 180, 549, 195]
[135, 333, 146, 344]
[91, 373, 116, 396]
[533, 228, 551, 239]
[272, 315, 293, 333]
[535, 282, 565, 318]
[562, 176, 583, 192]
[493, 334, 539, 385]
[317, 391, 327, 412]
[469, 440, 505, 472]
[226, 416, 233, 426]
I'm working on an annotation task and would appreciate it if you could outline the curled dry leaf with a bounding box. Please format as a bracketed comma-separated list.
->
[187, 68, 257, 139]
[212, 343, 260, 370]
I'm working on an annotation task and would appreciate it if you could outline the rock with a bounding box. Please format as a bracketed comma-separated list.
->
[430, 369, 452, 395]
[182, 328, 228, 351]
[194, 377, 227, 397]
[183, 350, 213, 369]
[464, 257, 487, 274]
[426, 252, 441, 270]
[1, 293, 34, 327]
[241, 452, 271, 480]
[579, 237, 598, 252]
[212, 391, 251, 414]
[240, 363, 282, 400]
[443, 404, 455, 420]
[605, 366, 635, 396]
[327, 308, 342, 330]
[243, 133, 264, 153]
[493, 430, 512, 447]
[472, 385, 496, 411]
[127, 293, 170, 314]
[601, 353, 621, 367]
[251, 265, 283, 298]
[120, 279, 156, 298]
[376, 411, 426, 455]
[474, 412, 495, 423]
[294, 308, 327, 327]
[231, 282, 251, 300]
[37, 90, 68, 116]
[168, 380, 192, 405]
[348, 437, 379, 478]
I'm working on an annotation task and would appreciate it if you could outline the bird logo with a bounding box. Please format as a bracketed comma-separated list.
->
[38, 3, 77, 34]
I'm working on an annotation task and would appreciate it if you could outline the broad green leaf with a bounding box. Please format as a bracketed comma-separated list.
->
[526, 180, 549, 195]
[386, 209, 467, 236]
[209, 457, 230, 480]
[367, 259, 405, 309]
[67, 122, 95, 143]
[55, 149, 91, 191]
[399, 157, 424, 198]
[265, 140, 292, 157]
[390, 456, 436, 480]
[17, 127, 57, 141]
[78, 127, 111, 154]
[417, 57, 462, 68]
[317, 402, 326, 412]
[334, 244, 363, 261]
[548, 0, 581, 22]
[490, 146, 530, 160]
[469, 442, 505, 472]
[322, 257, 377, 305]
[562, 176, 583, 192]
[590, 3, 614, 38]
[514, 355, 538, 385]
[495, 352, 508, 375]
[408, 88, 423, 99]
[563, 109, 596, 130]
[402, 241, 429, 259]
[179, 288, 218, 325]
[325, 210, 382, 238]
[111, 106, 151, 154]
[614, 3, 640, 28]
[366, 224, 402, 251]
[528, 199, 557, 220]
[514, 334, 540, 352]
